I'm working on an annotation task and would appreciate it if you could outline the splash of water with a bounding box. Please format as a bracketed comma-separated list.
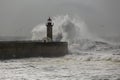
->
[32, 15, 95, 41]
[32, 15, 120, 59]
[32, 15, 103, 50]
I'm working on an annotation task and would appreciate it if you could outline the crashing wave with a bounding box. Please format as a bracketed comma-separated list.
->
[32, 15, 120, 56]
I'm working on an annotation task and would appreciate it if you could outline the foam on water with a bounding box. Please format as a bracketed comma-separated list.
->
[0, 55, 120, 80]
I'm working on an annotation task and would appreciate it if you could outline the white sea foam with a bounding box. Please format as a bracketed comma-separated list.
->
[0, 54, 120, 80]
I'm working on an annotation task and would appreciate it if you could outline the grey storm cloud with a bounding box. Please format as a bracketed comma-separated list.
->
[0, 0, 120, 38]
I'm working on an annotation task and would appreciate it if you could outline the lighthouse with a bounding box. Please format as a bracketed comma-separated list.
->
[46, 17, 54, 41]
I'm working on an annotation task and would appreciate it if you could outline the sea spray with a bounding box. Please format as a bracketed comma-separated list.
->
[32, 15, 120, 62]
[32, 15, 95, 41]
[32, 15, 98, 51]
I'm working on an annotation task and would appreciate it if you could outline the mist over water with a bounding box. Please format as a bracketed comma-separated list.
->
[32, 15, 99, 50]
[32, 15, 94, 41]
[31, 15, 120, 62]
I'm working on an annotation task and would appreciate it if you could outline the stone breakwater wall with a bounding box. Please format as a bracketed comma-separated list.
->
[0, 41, 68, 59]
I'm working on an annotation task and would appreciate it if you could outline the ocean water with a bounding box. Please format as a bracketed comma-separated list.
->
[0, 50, 120, 80]
[0, 15, 120, 80]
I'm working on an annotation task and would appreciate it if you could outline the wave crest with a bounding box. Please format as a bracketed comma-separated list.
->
[32, 15, 120, 61]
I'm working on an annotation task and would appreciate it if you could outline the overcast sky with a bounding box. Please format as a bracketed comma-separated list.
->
[0, 0, 120, 38]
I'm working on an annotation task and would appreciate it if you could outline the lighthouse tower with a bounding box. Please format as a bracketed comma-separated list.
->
[46, 17, 54, 41]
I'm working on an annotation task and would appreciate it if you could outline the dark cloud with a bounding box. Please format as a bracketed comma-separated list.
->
[0, 0, 120, 37]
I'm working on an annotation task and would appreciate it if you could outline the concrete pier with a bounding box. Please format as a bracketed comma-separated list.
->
[0, 41, 68, 59]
